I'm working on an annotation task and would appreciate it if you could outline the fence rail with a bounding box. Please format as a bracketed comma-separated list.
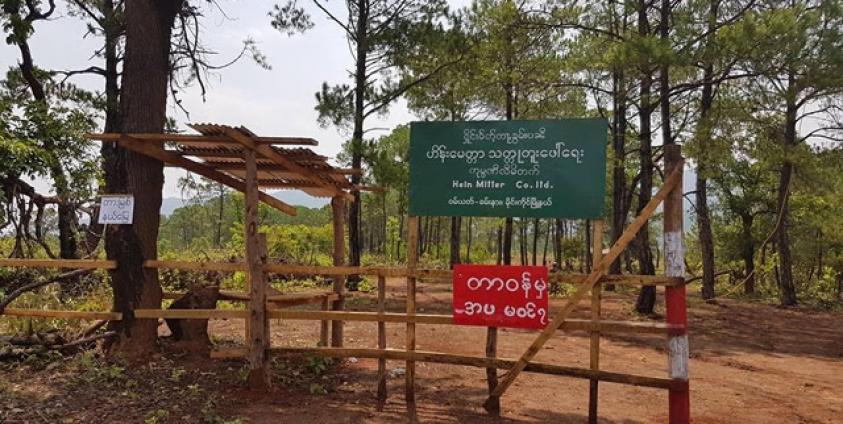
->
[0, 258, 681, 286]
[210, 346, 677, 390]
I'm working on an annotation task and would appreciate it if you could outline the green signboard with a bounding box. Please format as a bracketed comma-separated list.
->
[409, 118, 607, 218]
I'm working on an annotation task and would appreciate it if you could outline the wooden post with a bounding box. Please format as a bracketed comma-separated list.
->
[406, 216, 420, 411]
[664, 145, 690, 424]
[331, 196, 346, 347]
[244, 148, 269, 389]
[588, 220, 604, 423]
[319, 297, 330, 347]
[485, 326, 500, 415]
[377, 275, 388, 411]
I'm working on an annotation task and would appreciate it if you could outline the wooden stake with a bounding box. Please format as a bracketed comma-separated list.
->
[588, 220, 604, 424]
[377, 275, 388, 411]
[331, 196, 346, 347]
[406, 216, 420, 411]
[244, 148, 270, 389]
[664, 145, 690, 424]
[483, 164, 683, 409]
[485, 326, 500, 415]
[319, 297, 330, 347]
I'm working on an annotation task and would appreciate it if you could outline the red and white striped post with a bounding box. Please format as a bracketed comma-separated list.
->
[664, 144, 690, 423]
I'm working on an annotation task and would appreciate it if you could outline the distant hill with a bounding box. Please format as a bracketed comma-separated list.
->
[160, 197, 187, 216]
[160, 190, 329, 216]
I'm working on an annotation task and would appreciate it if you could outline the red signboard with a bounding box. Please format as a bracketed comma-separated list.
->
[452, 264, 549, 329]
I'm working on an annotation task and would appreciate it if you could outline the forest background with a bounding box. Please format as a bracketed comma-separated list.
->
[1, 0, 842, 321]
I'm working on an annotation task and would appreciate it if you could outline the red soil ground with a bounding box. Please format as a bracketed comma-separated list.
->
[2, 277, 840, 423]
[209, 278, 843, 423]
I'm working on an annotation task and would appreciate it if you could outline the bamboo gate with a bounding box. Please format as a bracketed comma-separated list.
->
[0, 126, 690, 423]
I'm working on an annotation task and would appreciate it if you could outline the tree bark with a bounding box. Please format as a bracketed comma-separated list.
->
[449, 216, 461, 268]
[104, 0, 183, 356]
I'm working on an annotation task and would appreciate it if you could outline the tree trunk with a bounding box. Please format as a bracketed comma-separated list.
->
[542, 219, 550, 265]
[697, 0, 718, 301]
[816, 230, 823, 282]
[104, 0, 183, 356]
[519, 219, 527, 265]
[496, 226, 503, 265]
[554, 218, 562, 266]
[775, 75, 798, 306]
[634, 0, 657, 315]
[531, 218, 539, 266]
[503, 218, 513, 265]
[740, 213, 756, 295]
[449, 216, 461, 268]
[348, 0, 370, 277]
[608, 68, 627, 292]
[635, 0, 656, 314]
[465, 216, 473, 263]
[775, 161, 796, 305]
[85, 0, 123, 256]
[696, 173, 715, 300]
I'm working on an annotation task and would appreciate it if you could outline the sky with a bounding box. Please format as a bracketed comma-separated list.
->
[0, 0, 467, 198]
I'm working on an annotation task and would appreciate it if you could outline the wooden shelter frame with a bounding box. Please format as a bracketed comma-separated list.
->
[0, 125, 690, 423]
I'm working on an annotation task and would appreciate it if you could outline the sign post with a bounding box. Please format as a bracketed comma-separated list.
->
[409, 119, 607, 218]
[453, 265, 549, 329]
[409, 118, 610, 417]
[97, 195, 135, 225]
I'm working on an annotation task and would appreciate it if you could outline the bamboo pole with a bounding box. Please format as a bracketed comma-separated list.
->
[483, 165, 683, 409]
[377, 275, 388, 410]
[589, 220, 604, 423]
[405, 216, 420, 410]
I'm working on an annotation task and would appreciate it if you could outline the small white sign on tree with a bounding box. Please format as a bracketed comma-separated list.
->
[98, 194, 135, 224]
